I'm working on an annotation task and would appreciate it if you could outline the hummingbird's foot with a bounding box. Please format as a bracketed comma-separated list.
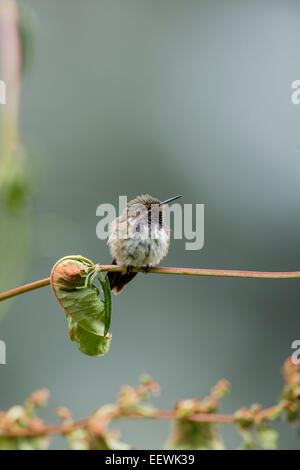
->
[143, 265, 150, 273]
[126, 265, 133, 275]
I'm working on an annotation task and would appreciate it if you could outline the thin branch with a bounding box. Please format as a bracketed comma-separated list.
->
[0, 278, 51, 301]
[1, 265, 300, 302]
[1, 358, 297, 441]
[1, 402, 282, 438]
[0, 410, 236, 438]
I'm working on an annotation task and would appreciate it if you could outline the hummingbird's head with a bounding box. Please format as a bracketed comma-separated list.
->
[126, 194, 183, 227]
[128, 194, 182, 213]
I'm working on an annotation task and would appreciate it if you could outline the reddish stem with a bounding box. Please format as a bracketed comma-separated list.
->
[1, 265, 300, 302]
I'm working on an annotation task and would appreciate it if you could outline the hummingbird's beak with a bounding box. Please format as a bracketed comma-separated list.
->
[159, 195, 183, 206]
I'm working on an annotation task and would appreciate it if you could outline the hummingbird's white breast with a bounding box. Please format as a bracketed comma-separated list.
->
[108, 220, 170, 267]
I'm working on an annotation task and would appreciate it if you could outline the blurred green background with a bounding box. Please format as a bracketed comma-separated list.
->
[1, 0, 300, 449]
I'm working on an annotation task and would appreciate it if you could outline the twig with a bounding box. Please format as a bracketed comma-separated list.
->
[1, 265, 300, 302]
[1, 358, 297, 443]
[0, 278, 51, 301]
[1, 402, 283, 438]
[0, 410, 236, 438]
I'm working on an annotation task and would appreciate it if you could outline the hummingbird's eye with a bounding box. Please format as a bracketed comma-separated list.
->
[136, 223, 140, 232]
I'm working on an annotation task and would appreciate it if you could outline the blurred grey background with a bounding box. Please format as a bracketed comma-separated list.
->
[1, 0, 300, 449]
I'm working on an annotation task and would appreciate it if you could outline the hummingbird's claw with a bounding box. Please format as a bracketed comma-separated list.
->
[126, 265, 133, 275]
[143, 265, 150, 273]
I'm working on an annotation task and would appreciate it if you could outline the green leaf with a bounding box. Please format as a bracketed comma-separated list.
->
[65, 428, 90, 450]
[0, 438, 19, 450]
[67, 317, 110, 356]
[18, 436, 49, 450]
[135, 403, 156, 417]
[102, 435, 132, 450]
[88, 434, 132, 451]
[237, 429, 256, 450]
[165, 420, 225, 450]
[67, 404, 132, 450]
[51, 256, 111, 357]
[0, 436, 49, 450]
[256, 425, 278, 450]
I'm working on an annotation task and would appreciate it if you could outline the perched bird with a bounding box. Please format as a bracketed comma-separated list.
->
[107, 194, 182, 294]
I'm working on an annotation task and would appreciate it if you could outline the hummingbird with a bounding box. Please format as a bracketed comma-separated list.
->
[107, 194, 183, 294]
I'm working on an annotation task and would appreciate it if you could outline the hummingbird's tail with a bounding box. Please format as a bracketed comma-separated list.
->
[106, 260, 137, 295]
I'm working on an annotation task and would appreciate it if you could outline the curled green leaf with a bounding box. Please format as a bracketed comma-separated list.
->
[67, 317, 111, 357]
[50, 256, 111, 357]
